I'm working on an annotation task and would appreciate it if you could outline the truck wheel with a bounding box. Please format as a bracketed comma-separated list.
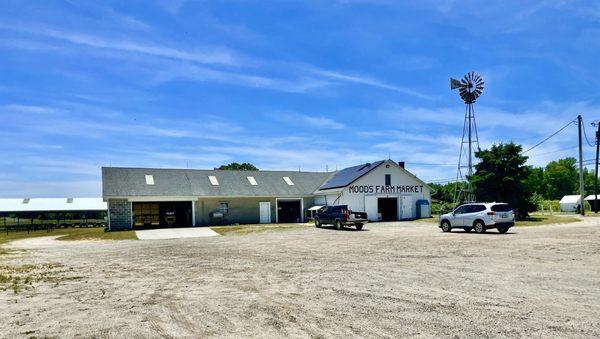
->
[474, 220, 486, 233]
[335, 220, 343, 230]
[441, 220, 452, 232]
[497, 226, 509, 234]
[355, 223, 363, 231]
[315, 218, 322, 228]
[464, 227, 472, 233]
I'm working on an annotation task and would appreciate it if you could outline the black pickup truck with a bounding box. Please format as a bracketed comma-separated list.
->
[314, 205, 368, 230]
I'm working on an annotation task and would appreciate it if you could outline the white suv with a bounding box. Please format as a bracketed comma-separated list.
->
[439, 203, 515, 234]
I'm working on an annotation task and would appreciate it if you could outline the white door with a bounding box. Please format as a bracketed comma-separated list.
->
[401, 196, 412, 219]
[365, 196, 379, 221]
[259, 202, 271, 223]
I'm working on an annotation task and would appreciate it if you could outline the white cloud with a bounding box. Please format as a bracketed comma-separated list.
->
[1, 23, 238, 66]
[311, 68, 435, 100]
[153, 63, 333, 93]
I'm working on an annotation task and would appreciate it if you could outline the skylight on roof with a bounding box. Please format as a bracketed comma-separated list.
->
[209, 175, 219, 185]
[145, 175, 154, 185]
[247, 176, 258, 185]
[283, 176, 294, 186]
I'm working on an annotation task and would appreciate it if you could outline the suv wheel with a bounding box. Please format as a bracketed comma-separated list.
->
[464, 227, 472, 233]
[355, 223, 363, 231]
[335, 220, 343, 230]
[315, 218, 322, 228]
[474, 220, 486, 233]
[441, 220, 452, 232]
[497, 225, 509, 234]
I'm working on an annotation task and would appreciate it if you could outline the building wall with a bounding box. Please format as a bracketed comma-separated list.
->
[315, 161, 431, 221]
[108, 199, 132, 230]
[194, 196, 314, 226]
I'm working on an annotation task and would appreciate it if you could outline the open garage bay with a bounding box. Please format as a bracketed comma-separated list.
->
[1, 221, 599, 337]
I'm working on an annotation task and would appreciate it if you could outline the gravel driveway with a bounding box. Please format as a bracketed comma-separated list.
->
[1, 220, 599, 338]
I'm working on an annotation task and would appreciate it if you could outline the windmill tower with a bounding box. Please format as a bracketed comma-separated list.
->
[450, 72, 484, 205]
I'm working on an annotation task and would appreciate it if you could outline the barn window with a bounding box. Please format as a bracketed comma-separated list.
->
[283, 176, 294, 186]
[67, 198, 74, 203]
[209, 176, 219, 185]
[385, 174, 391, 186]
[247, 176, 258, 185]
[145, 175, 154, 185]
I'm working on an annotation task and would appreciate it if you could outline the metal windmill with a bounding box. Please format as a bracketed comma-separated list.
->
[450, 71, 484, 205]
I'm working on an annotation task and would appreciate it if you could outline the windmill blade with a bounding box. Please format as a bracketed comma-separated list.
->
[450, 78, 462, 90]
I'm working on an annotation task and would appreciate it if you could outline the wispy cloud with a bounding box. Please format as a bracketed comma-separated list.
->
[153, 63, 333, 93]
[1, 23, 238, 66]
[271, 112, 346, 129]
[311, 68, 435, 100]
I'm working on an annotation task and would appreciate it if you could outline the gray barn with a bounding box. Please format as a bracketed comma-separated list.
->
[102, 167, 330, 230]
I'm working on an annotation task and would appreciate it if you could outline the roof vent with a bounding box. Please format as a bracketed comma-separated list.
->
[247, 176, 258, 185]
[209, 175, 219, 186]
[145, 175, 155, 185]
[283, 176, 295, 186]
[67, 198, 74, 203]
[22, 198, 30, 204]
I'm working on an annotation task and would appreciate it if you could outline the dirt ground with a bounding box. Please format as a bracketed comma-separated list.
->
[1, 220, 599, 338]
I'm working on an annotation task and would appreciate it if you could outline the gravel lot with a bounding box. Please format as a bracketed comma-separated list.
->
[1, 220, 599, 338]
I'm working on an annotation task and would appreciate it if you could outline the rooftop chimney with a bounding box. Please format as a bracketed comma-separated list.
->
[398, 161, 405, 168]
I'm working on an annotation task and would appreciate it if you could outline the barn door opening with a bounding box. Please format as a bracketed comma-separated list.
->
[378, 197, 398, 221]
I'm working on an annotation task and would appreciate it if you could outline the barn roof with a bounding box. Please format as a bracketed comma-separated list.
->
[559, 195, 581, 204]
[102, 167, 332, 198]
[0, 198, 106, 213]
[318, 160, 385, 190]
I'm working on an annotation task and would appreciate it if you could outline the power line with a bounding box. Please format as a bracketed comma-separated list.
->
[527, 145, 579, 158]
[581, 116, 596, 147]
[522, 118, 577, 154]
[408, 162, 456, 166]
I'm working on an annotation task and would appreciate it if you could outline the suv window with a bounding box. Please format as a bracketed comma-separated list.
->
[454, 205, 468, 214]
[471, 205, 486, 213]
[491, 204, 512, 212]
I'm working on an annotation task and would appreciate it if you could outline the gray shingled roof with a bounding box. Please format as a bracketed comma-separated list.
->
[318, 160, 385, 190]
[102, 167, 332, 198]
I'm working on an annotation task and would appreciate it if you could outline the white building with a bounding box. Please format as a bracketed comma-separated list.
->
[559, 195, 581, 212]
[313, 160, 432, 221]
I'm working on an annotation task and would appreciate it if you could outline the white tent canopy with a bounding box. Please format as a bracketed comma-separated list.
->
[0, 198, 106, 213]
[584, 195, 600, 201]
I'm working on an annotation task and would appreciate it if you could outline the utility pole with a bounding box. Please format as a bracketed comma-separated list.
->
[578, 115, 585, 216]
[593, 121, 600, 213]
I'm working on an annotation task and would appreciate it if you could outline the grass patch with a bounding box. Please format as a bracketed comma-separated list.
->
[516, 215, 580, 227]
[56, 228, 137, 241]
[211, 223, 308, 236]
[0, 263, 78, 294]
[412, 217, 437, 224]
[0, 228, 137, 256]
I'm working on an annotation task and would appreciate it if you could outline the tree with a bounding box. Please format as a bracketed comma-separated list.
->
[543, 157, 578, 199]
[525, 167, 545, 197]
[428, 182, 454, 203]
[216, 162, 259, 171]
[470, 142, 533, 217]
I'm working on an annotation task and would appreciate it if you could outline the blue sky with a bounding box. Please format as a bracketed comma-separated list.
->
[1, 0, 600, 197]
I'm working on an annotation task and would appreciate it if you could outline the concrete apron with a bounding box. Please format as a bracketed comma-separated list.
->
[135, 227, 220, 240]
